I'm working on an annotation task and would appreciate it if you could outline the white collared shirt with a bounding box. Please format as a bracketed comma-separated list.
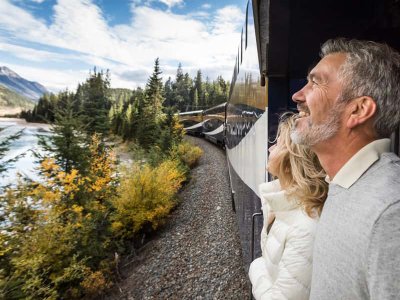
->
[328, 138, 391, 189]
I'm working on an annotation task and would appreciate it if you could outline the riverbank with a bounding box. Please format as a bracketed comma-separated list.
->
[0, 117, 51, 130]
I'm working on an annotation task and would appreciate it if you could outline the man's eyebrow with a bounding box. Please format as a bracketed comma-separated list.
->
[307, 72, 322, 82]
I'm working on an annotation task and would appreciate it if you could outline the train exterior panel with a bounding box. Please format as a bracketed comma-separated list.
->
[225, 0, 267, 268]
[179, 110, 204, 136]
[202, 102, 226, 146]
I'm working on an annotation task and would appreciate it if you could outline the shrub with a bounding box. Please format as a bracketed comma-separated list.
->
[171, 141, 203, 168]
[0, 135, 117, 299]
[111, 159, 186, 239]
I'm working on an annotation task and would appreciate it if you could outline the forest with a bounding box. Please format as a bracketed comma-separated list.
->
[0, 59, 229, 299]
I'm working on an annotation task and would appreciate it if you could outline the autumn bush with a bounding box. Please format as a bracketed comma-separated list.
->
[172, 141, 203, 168]
[0, 135, 117, 299]
[111, 159, 186, 240]
[0, 136, 202, 299]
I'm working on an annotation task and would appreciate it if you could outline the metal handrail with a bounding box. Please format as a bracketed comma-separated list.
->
[250, 211, 263, 299]
[251, 211, 263, 261]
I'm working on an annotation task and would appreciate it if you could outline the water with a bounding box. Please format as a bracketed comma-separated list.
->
[0, 118, 51, 187]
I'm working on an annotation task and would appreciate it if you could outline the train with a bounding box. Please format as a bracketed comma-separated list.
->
[180, 0, 400, 271]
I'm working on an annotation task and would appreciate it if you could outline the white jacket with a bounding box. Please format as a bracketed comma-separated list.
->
[248, 180, 318, 300]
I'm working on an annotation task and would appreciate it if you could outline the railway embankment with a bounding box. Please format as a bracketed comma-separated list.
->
[106, 135, 250, 299]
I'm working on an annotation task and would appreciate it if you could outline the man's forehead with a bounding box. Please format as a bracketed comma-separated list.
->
[309, 53, 347, 80]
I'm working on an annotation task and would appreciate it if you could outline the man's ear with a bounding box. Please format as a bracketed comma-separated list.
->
[346, 96, 377, 129]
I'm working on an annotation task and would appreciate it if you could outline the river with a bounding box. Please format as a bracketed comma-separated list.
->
[0, 118, 51, 187]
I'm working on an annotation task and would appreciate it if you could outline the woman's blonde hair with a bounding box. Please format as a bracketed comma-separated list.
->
[272, 113, 328, 217]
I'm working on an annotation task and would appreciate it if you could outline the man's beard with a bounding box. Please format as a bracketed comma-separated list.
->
[290, 102, 345, 146]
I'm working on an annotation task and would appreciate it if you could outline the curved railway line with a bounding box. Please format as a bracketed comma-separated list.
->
[105, 136, 250, 299]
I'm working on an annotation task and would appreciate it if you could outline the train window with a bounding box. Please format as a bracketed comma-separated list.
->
[237, 48, 240, 74]
[241, 29, 243, 64]
[245, 1, 248, 49]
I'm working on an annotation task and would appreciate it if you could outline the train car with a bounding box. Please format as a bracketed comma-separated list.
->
[226, 0, 400, 270]
[178, 110, 204, 136]
[202, 102, 226, 146]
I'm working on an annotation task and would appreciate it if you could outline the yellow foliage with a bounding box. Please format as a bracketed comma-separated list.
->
[111, 159, 185, 237]
[1, 133, 201, 298]
[80, 270, 108, 296]
[0, 134, 118, 299]
[72, 204, 83, 214]
[172, 141, 203, 168]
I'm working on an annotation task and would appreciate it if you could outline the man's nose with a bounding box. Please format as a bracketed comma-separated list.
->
[292, 86, 306, 104]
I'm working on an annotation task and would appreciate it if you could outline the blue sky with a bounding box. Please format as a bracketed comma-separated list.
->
[0, 0, 246, 92]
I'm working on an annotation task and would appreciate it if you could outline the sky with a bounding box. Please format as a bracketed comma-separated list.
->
[0, 0, 246, 93]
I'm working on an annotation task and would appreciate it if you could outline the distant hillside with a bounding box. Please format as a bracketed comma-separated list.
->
[0, 66, 48, 101]
[0, 85, 34, 108]
[0, 85, 35, 116]
[109, 88, 134, 105]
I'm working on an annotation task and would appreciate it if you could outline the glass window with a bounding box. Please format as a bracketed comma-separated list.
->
[245, 0, 249, 49]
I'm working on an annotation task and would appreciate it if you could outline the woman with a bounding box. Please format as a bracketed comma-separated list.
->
[248, 114, 328, 299]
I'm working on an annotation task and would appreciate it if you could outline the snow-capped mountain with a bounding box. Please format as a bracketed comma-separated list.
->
[0, 66, 48, 101]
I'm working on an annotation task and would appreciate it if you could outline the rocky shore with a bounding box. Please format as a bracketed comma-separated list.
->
[105, 135, 250, 299]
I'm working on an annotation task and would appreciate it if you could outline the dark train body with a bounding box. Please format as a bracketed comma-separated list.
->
[178, 110, 204, 136]
[202, 102, 226, 146]
[180, 0, 400, 270]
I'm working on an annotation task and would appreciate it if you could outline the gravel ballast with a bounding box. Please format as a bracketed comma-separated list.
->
[106, 136, 251, 299]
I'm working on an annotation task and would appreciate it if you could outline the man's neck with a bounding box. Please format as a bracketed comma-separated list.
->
[313, 135, 376, 180]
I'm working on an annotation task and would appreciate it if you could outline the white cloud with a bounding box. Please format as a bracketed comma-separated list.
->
[0, 42, 66, 62]
[201, 3, 211, 9]
[158, 0, 184, 9]
[212, 5, 244, 35]
[0, 0, 244, 90]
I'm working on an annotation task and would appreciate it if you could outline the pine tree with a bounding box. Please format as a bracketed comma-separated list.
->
[0, 130, 23, 175]
[194, 70, 204, 108]
[145, 58, 164, 120]
[38, 90, 89, 174]
[134, 58, 165, 148]
[174, 64, 191, 111]
[81, 69, 112, 136]
[193, 88, 199, 110]
[159, 106, 184, 152]
[163, 77, 174, 107]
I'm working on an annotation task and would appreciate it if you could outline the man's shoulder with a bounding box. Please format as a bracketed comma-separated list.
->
[364, 151, 400, 180]
[351, 152, 400, 210]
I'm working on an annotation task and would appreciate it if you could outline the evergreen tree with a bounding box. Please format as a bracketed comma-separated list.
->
[183, 73, 193, 111]
[74, 83, 84, 113]
[145, 58, 164, 120]
[30, 93, 58, 122]
[81, 68, 112, 136]
[194, 70, 204, 108]
[204, 77, 212, 108]
[0, 130, 23, 175]
[163, 77, 174, 107]
[134, 58, 165, 148]
[159, 106, 184, 152]
[174, 64, 191, 111]
[38, 90, 89, 174]
[193, 88, 199, 110]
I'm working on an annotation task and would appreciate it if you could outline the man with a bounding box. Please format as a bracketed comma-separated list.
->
[291, 38, 400, 299]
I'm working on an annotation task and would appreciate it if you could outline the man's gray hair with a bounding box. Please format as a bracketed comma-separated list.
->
[321, 38, 400, 137]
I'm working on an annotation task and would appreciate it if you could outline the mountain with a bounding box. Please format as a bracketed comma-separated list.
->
[0, 85, 35, 116]
[0, 66, 48, 101]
